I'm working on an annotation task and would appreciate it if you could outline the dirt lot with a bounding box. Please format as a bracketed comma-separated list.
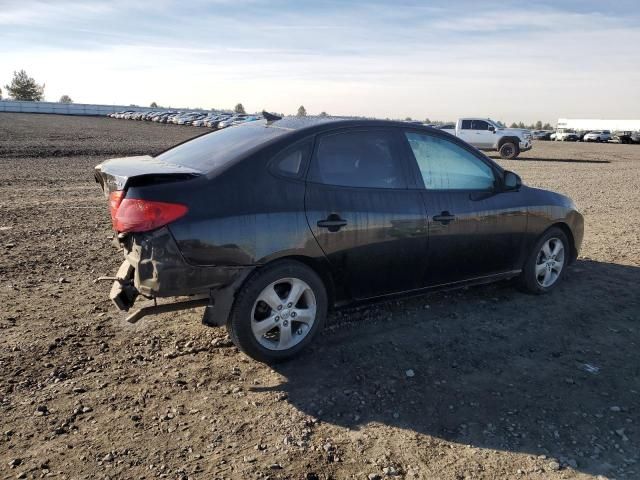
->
[1, 113, 639, 480]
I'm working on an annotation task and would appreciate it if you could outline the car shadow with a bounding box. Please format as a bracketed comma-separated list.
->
[517, 158, 610, 164]
[253, 260, 640, 478]
[490, 156, 611, 164]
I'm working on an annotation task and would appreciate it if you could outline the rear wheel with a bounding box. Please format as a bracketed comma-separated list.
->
[227, 260, 327, 363]
[519, 227, 569, 294]
[499, 142, 519, 159]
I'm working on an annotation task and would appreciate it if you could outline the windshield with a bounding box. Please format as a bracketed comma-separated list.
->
[154, 122, 287, 172]
[486, 119, 502, 128]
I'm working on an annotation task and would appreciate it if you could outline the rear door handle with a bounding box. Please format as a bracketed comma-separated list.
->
[433, 211, 456, 225]
[317, 214, 347, 232]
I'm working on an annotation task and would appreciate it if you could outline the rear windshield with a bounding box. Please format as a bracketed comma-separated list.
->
[154, 123, 287, 172]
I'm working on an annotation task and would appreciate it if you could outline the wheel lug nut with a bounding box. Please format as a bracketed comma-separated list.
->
[291, 312, 296, 318]
[287, 303, 292, 308]
[275, 316, 280, 321]
[277, 305, 282, 310]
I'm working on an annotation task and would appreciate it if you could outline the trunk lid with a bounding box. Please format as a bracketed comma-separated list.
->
[94, 155, 202, 196]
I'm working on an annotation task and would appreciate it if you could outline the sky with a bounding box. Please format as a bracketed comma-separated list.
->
[1, 0, 639, 123]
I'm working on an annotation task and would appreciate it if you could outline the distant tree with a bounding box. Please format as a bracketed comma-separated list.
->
[4, 70, 45, 101]
[424, 118, 431, 123]
[297, 105, 307, 117]
[234, 103, 246, 114]
[517, 122, 526, 129]
[510, 122, 519, 128]
[543, 122, 553, 130]
[535, 120, 543, 130]
[405, 117, 412, 121]
[59, 95, 73, 104]
[0, 86, 2, 100]
[150, 101, 158, 108]
[319, 111, 328, 117]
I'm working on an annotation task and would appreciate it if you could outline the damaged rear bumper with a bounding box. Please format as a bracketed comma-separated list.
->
[107, 227, 253, 325]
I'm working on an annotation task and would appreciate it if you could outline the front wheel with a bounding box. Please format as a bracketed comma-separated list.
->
[499, 142, 520, 159]
[519, 227, 569, 294]
[227, 260, 328, 363]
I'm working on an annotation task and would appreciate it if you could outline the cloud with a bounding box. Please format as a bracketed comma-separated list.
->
[0, 1, 638, 121]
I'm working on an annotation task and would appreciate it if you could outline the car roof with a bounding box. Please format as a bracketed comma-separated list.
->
[260, 116, 440, 134]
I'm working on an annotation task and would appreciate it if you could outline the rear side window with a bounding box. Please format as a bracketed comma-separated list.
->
[309, 130, 406, 189]
[471, 120, 489, 130]
[271, 142, 311, 178]
[405, 132, 496, 191]
[154, 123, 285, 172]
[461, 120, 472, 129]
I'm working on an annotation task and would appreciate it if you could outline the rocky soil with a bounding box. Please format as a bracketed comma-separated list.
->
[1, 113, 639, 479]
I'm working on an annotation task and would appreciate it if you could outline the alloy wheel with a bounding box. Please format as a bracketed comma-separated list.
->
[250, 278, 317, 351]
[535, 237, 565, 288]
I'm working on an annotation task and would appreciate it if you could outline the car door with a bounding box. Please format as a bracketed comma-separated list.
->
[401, 130, 528, 286]
[304, 128, 429, 300]
[470, 120, 494, 148]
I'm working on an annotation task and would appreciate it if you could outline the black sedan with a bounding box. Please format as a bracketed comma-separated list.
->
[95, 117, 584, 362]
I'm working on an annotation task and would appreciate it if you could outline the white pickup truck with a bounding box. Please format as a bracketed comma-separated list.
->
[441, 118, 532, 159]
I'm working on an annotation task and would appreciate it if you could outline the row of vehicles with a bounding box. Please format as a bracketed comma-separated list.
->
[531, 129, 640, 143]
[107, 110, 263, 129]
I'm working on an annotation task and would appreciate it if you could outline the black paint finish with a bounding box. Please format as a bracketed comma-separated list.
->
[95, 118, 584, 317]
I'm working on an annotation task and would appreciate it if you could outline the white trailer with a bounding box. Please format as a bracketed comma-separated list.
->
[557, 118, 640, 132]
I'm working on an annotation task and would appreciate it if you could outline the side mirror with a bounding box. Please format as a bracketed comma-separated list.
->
[488, 126, 495, 132]
[503, 170, 521, 190]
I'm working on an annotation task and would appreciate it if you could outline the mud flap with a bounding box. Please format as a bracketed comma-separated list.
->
[109, 260, 138, 311]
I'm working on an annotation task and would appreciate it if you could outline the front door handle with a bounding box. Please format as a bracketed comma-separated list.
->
[433, 211, 456, 225]
[317, 214, 347, 232]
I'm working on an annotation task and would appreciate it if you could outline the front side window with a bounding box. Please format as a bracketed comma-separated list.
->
[404, 132, 496, 191]
[309, 130, 405, 189]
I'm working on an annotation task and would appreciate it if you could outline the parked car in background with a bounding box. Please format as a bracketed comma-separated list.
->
[206, 115, 233, 128]
[532, 130, 553, 141]
[444, 118, 532, 159]
[576, 130, 591, 142]
[192, 114, 218, 127]
[231, 115, 261, 127]
[554, 129, 579, 141]
[613, 131, 634, 144]
[95, 117, 583, 362]
[218, 115, 248, 129]
[583, 130, 612, 142]
[115, 111, 135, 119]
[177, 113, 206, 126]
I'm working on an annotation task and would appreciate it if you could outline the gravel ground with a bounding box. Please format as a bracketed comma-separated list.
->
[1, 113, 639, 480]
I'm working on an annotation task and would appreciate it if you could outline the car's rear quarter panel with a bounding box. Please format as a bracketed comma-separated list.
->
[163, 150, 326, 267]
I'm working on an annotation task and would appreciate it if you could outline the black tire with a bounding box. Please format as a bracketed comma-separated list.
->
[518, 227, 570, 294]
[227, 260, 328, 363]
[499, 141, 520, 159]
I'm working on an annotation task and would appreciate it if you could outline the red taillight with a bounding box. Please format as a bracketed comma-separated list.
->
[112, 197, 188, 233]
[109, 190, 125, 229]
